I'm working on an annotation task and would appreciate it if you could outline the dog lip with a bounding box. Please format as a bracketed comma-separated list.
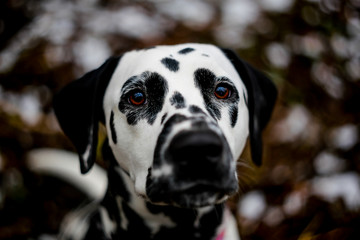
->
[167, 183, 237, 208]
[170, 181, 237, 196]
[146, 172, 239, 208]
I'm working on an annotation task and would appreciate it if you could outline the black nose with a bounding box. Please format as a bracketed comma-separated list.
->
[167, 130, 224, 175]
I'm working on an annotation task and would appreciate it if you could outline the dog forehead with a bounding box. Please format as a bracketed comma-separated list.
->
[105, 44, 246, 102]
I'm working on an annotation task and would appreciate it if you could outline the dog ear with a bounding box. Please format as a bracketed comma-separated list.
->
[53, 57, 121, 173]
[221, 48, 277, 166]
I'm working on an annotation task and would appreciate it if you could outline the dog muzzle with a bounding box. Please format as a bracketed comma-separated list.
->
[146, 114, 238, 208]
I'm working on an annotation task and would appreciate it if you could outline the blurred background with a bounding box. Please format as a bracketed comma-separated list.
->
[0, 0, 360, 239]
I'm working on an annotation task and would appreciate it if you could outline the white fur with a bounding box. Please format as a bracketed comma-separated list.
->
[99, 206, 116, 238]
[59, 201, 97, 239]
[220, 208, 241, 240]
[151, 163, 173, 178]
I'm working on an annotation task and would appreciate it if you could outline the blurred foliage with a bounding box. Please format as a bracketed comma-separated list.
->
[0, 0, 360, 239]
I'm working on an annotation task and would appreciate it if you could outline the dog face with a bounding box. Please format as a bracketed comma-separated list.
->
[103, 44, 249, 207]
[54, 43, 277, 208]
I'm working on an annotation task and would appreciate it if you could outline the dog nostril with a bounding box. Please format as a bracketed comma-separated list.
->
[168, 131, 224, 165]
[207, 145, 223, 157]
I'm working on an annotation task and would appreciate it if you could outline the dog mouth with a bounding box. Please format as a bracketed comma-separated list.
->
[169, 184, 236, 208]
[146, 179, 238, 208]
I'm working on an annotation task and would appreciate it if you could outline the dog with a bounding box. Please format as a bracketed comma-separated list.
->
[53, 43, 277, 240]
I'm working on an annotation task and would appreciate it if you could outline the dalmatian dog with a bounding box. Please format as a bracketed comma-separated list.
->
[53, 43, 277, 240]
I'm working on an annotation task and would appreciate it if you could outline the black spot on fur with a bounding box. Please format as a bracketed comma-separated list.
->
[194, 68, 221, 120]
[194, 68, 240, 126]
[121, 75, 138, 93]
[230, 105, 238, 127]
[83, 211, 109, 239]
[118, 72, 168, 125]
[110, 111, 117, 144]
[178, 47, 195, 55]
[161, 113, 168, 125]
[161, 58, 179, 72]
[106, 169, 130, 203]
[189, 105, 206, 115]
[202, 54, 209, 57]
[170, 91, 186, 109]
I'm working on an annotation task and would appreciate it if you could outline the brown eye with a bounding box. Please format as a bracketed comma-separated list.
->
[214, 84, 231, 99]
[129, 91, 145, 105]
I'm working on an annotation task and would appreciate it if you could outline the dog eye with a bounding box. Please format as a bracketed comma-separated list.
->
[214, 84, 231, 99]
[128, 91, 146, 106]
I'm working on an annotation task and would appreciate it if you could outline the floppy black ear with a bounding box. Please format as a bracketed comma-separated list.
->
[221, 49, 277, 166]
[53, 56, 121, 173]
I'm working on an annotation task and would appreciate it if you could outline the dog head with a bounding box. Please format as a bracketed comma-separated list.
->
[54, 43, 277, 208]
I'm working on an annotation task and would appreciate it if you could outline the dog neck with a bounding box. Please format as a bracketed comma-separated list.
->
[100, 144, 228, 239]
